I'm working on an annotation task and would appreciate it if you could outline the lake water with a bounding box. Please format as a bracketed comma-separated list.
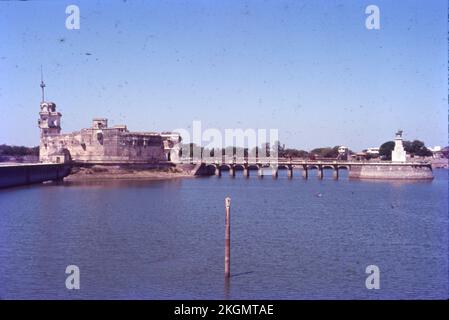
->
[0, 169, 448, 299]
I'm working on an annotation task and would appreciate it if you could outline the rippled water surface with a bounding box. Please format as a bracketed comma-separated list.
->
[0, 169, 447, 299]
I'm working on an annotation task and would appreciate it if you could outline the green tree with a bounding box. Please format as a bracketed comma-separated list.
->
[261, 142, 270, 157]
[283, 148, 309, 158]
[180, 143, 202, 159]
[249, 146, 259, 158]
[379, 141, 395, 160]
[404, 140, 432, 157]
[273, 140, 285, 157]
[0, 144, 39, 156]
[310, 146, 339, 158]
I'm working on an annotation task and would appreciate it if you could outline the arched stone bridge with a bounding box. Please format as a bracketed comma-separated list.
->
[182, 158, 354, 179]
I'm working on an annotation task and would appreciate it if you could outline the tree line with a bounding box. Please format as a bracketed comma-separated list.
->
[379, 140, 433, 160]
[181, 139, 440, 160]
[0, 144, 39, 156]
[180, 142, 346, 159]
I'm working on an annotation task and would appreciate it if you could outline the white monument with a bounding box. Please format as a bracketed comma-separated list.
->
[391, 130, 406, 162]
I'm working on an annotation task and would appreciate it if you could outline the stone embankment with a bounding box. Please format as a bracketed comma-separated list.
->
[65, 163, 201, 181]
[349, 163, 434, 180]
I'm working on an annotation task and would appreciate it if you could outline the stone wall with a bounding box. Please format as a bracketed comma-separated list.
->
[349, 163, 433, 180]
[0, 163, 72, 188]
[40, 127, 167, 164]
[38, 101, 181, 164]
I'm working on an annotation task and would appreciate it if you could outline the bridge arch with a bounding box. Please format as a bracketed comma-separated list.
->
[218, 164, 231, 170]
[205, 164, 217, 170]
[60, 148, 72, 162]
[247, 164, 260, 170]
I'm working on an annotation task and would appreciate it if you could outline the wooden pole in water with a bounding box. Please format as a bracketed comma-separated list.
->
[224, 196, 231, 278]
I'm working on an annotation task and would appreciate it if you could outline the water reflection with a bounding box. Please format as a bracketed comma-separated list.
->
[0, 169, 447, 299]
[62, 178, 185, 189]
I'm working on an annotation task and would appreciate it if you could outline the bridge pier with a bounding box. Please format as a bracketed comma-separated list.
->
[215, 167, 221, 177]
[258, 167, 264, 178]
[287, 167, 293, 179]
[317, 167, 324, 180]
[333, 168, 339, 180]
[302, 168, 308, 179]
[243, 167, 249, 178]
[229, 167, 235, 178]
[272, 168, 278, 179]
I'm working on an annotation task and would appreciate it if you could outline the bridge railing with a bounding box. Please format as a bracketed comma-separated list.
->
[175, 157, 431, 166]
[176, 157, 359, 165]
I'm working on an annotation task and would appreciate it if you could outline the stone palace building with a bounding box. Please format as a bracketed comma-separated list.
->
[38, 92, 181, 164]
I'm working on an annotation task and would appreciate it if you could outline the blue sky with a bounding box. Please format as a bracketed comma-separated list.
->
[0, 0, 447, 150]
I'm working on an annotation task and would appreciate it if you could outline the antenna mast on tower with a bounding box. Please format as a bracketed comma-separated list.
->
[40, 65, 46, 103]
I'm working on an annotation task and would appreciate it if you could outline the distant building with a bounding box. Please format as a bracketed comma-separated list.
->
[351, 152, 368, 161]
[365, 147, 379, 156]
[429, 146, 445, 159]
[429, 146, 442, 152]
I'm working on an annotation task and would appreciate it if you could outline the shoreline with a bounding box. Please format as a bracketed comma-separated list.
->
[65, 165, 194, 181]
